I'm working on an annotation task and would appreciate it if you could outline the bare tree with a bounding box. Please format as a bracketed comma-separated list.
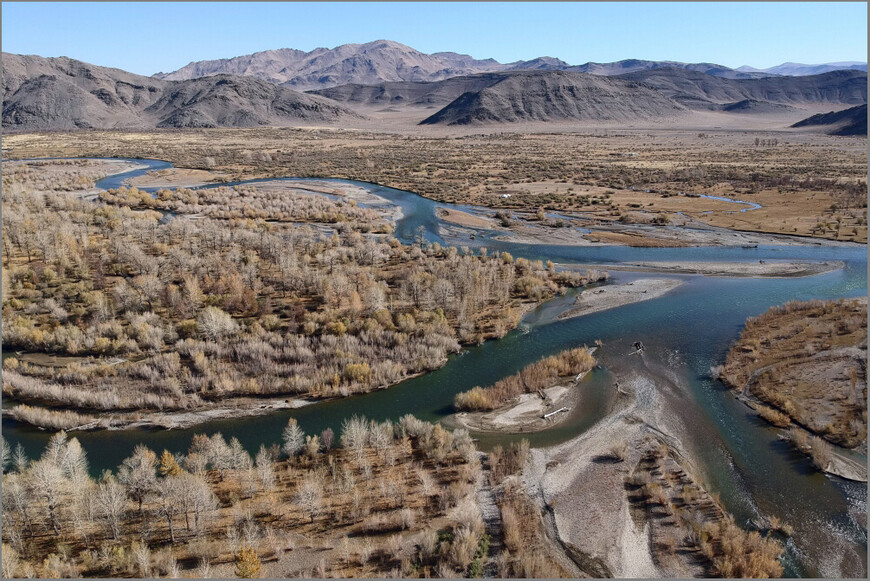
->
[157, 476, 185, 543]
[282, 418, 305, 458]
[0, 436, 9, 473]
[342, 415, 369, 462]
[95, 478, 127, 540]
[196, 306, 238, 340]
[118, 444, 158, 515]
[26, 459, 65, 535]
[294, 473, 323, 523]
[255, 446, 275, 492]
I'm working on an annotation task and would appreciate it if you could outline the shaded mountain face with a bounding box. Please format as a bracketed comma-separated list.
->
[2, 53, 362, 130]
[738, 62, 867, 76]
[791, 104, 868, 136]
[418, 71, 687, 125]
[619, 68, 867, 110]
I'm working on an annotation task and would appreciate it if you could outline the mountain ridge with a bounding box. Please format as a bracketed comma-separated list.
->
[2, 52, 362, 130]
[152, 39, 867, 90]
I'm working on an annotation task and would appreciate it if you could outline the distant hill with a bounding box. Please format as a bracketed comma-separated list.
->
[791, 104, 868, 136]
[418, 71, 686, 125]
[569, 59, 770, 79]
[738, 61, 867, 76]
[2, 53, 362, 130]
[619, 68, 867, 109]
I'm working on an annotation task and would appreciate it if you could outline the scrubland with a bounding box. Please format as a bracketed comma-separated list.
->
[0, 416, 531, 578]
[4, 128, 866, 243]
[720, 298, 867, 451]
[1, 159, 600, 429]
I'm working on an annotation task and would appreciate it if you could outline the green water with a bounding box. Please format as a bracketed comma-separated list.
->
[2, 159, 866, 576]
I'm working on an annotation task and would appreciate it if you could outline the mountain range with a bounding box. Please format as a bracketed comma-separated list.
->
[2, 43, 867, 131]
[737, 61, 867, 76]
[153, 40, 865, 90]
[2, 53, 360, 130]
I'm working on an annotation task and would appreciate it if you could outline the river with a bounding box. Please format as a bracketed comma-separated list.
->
[2, 158, 866, 577]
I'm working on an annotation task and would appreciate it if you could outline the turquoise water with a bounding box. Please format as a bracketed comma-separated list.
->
[2, 159, 866, 576]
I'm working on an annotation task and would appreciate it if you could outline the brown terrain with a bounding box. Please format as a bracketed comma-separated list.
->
[720, 298, 868, 452]
[3, 125, 866, 245]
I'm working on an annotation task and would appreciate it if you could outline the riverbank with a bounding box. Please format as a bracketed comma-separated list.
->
[1, 396, 315, 431]
[520, 346, 784, 578]
[450, 375, 586, 433]
[557, 278, 684, 320]
[567, 259, 845, 278]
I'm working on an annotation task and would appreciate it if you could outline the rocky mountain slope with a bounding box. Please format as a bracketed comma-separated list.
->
[619, 68, 867, 109]
[153, 39, 815, 90]
[792, 104, 868, 136]
[154, 40, 551, 90]
[418, 71, 687, 125]
[2, 53, 361, 130]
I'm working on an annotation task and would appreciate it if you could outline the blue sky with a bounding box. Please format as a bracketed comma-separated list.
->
[2, 2, 866, 75]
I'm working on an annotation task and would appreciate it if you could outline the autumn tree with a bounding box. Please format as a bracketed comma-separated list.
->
[234, 546, 262, 578]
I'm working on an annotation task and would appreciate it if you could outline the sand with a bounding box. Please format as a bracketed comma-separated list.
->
[557, 279, 683, 320]
[520, 350, 712, 578]
[601, 260, 844, 278]
[436, 207, 496, 229]
[125, 167, 227, 187]
[452, 384, 579, 433]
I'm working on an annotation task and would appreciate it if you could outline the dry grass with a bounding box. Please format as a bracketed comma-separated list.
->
[721, 298, 867, 447]
[454, 346, 595, 411]
[3, 128, 866, 243]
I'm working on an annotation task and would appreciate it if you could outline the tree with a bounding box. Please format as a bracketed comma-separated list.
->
[95, 478, 127, 540]
[157, 476, 184, 543]
[255, 446, 275, 492]
[178, 471, 218, 535]
[196, 306, 238, 340]
[26, 459, 65, 535]
[234, 546, 261, 578]
[118, 445, 157, 514]
[12, 443, 29, 473]
[1, 436, 9, 473]
[282, 418, 305, 458]
[229, 437, 253, 471]
[158, 450, 182, 477]
[1, 543, 19, 579]
[294, 473, 323, 523]
[341, 415, 369, 462]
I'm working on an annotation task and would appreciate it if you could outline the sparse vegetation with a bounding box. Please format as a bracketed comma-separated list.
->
[454, 346, 595, 411]
[1, 416, 493, 578]
[2, 159, 601, 428]
[721, 298, 867, 448]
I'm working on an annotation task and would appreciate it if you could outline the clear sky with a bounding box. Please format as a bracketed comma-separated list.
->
[2, 2, 866, 75]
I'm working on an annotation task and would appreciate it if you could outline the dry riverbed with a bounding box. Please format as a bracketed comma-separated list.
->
[520, 347, 786, 578]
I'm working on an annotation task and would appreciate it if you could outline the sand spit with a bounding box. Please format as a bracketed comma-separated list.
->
[436, 207, 497, 229]
[563, 259, 845, 279]
[125, 167, 228, 187]
[558, 279, 683, 320]
[452, 382, 581, 433]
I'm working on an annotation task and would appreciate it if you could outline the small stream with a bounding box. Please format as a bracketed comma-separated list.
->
[2, 158, 866, 577]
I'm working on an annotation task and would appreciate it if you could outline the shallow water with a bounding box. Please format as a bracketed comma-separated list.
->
[2, 158, 866, 576]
